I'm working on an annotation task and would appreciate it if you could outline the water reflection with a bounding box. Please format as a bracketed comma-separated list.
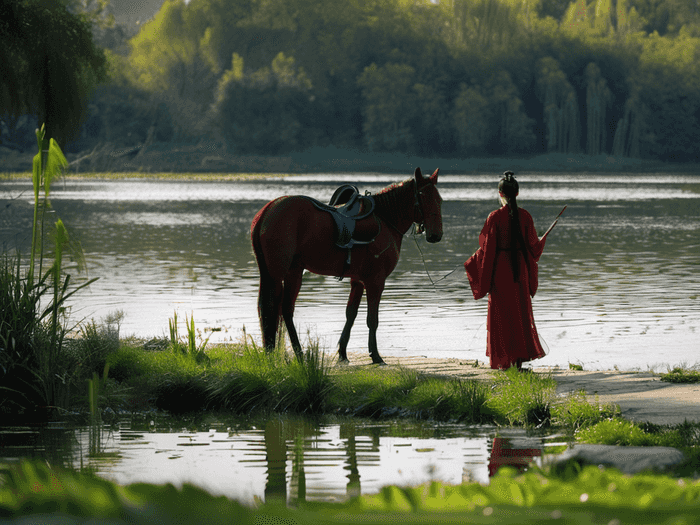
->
[0, 419, 554, 505]
[488, 437, 542, 477]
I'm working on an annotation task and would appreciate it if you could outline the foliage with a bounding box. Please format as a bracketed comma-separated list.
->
[4, 460, 700, 525]
[0, 125, 96, 417]
[211, 52, 316, 154]
[350, 465, 700, 521]
[0, 0, 108, 146]
[22, 0, 694, 163]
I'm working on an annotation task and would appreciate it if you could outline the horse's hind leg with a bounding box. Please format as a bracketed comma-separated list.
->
[337, 280, 364, 364]
[282, 266, 304, 361]
[258, 273, 283, 352]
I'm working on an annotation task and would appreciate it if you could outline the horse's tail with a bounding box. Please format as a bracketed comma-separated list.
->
[251, 201, 282, 350]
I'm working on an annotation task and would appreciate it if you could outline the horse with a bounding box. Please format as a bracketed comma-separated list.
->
[250, 167, 442, 365]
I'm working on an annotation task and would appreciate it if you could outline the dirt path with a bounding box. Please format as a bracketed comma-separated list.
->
[339, 353, 700, 426]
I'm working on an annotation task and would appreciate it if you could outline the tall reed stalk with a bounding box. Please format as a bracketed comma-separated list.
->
[0, 125, 96, 416]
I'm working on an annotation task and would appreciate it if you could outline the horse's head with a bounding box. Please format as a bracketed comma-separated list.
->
[414, 167, 443, 243]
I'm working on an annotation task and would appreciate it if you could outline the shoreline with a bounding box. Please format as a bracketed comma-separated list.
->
[3, 145, 700, 175]
[342, 352, 700, 426]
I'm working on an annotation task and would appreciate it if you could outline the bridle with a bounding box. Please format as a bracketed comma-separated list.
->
[413, 179, 440, 235]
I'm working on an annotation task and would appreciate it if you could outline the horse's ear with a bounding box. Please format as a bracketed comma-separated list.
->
[430, 168, 439, 183]
[414, 167, 423, 181]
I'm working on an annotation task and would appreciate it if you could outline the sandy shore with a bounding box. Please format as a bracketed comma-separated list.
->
[339, 353, 700, 426]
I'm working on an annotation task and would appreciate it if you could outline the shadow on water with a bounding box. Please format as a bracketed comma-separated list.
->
[0, 416, 555, 505]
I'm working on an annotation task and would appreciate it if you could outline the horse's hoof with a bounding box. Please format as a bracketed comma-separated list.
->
[337, 358, 350, 366]
[372, 358, 386, 366]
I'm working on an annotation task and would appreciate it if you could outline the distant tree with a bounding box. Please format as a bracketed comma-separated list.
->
[0, 0, 107, 146]
[453, 72, 534, 155]
[411, 82, 454, 156]
[212, 52, 314, 154]
[536, 57, 580, 153]
[358, 62, 416, 152]
[453, 83, 492, 154]
[629, 0, 700, 36]
[537, 0, 571, 21]
[585, 62, 612, 155]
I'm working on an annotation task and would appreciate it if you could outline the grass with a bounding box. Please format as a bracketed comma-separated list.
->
[551, 389, 620, 429]
[103, 339, 570, 428]
[660, 364, 700, 384]
[487, 367, 557, 427]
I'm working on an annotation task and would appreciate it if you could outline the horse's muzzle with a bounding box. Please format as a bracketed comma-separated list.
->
[426, 232, 442, 243]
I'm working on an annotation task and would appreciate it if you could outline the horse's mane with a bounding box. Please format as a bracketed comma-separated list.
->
[372, 178, 415, 224]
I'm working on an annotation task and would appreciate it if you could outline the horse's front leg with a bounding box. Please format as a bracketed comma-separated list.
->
[365, 282, 386, 365]
[337, 280, 364, 364]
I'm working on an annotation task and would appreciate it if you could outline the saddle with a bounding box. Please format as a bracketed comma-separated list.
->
[307, 184, 377, 249]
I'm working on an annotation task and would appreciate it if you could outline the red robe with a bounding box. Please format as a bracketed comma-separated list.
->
[465, 206, 546, 370]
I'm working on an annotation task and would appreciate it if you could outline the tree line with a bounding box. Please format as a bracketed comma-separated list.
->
[2, 0, 700, 162]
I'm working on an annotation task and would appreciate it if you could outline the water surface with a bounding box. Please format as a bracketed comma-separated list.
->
[2, 173, 698, 370]
[0, 419, 556, 504]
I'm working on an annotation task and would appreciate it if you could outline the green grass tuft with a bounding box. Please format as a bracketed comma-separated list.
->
[551, 390, 620, 430]
[488, 368, 556, 427]
[660, 365, 700, 384]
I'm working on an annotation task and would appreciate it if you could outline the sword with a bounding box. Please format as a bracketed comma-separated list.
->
[541, 205, 567, 240]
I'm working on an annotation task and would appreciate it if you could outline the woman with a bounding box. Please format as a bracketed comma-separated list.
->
[465, 171, 547, 370]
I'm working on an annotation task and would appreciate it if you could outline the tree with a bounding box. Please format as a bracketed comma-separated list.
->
[453, 72, 534, 155]
[357, 62, 416, 152]
[585, 62, 612, 155]
[212, 52, 314, 154]
[0, 0, 107, 146]
[535, 57, 580, 153]
[453, 83, 492, 154]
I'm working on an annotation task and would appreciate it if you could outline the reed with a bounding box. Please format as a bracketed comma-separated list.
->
[0, 126, 97, 417]
[169, 311, 211, 363]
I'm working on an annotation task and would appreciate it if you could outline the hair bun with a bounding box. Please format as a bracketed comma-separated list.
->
[498, 171, 519, 197]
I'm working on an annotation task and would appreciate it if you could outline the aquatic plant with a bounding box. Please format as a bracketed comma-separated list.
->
[0, 126, 96, 416]
[169, 310, 211, 363]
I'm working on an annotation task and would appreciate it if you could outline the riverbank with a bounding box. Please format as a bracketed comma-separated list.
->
[343, 352, 700, 426]
[2, 143, 699, 174]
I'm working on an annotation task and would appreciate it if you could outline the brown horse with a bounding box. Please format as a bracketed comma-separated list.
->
[250, 167, 442, 365]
